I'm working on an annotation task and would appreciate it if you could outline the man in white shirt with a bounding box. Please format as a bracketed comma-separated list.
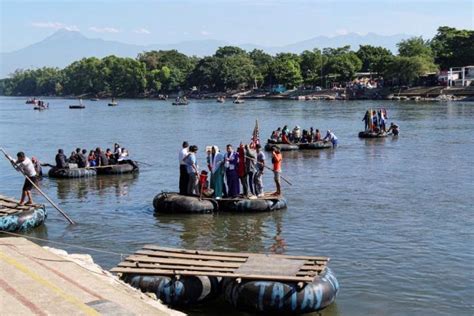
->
[9, 152, 37, 205]
[179, 141, 189, 195]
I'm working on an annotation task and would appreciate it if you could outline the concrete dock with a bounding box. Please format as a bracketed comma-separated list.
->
[0, 237, 183, 315]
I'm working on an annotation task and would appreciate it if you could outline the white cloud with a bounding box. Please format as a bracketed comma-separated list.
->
[31, 22, 79, 31]
[89, 26, 119, 33]
[200, 30, 211, 36]
[134, 28, 151, 34]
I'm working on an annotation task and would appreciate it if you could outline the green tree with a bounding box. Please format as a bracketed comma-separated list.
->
[385, 56, 438, 85]
[270, 53, 303, 89]
[214, 46, 246, 58]
[356, 45, 393, 73]
[397, 37, 433, 59]
[323, 46, 362, 82]
[218, 54, 256, 90]
[63, 57, 105, 95]
[249, 49, 273, 87]
[299, 49, 324, 86]
[430, 26, 474, 69]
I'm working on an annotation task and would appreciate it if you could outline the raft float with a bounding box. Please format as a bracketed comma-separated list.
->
[358, 131, 388, 138]
[48, 163, 139, 179]
[153, 192, 287, 214]
[111, 245, 339, 314]
[265, 140, 332, 151]
[0, 195, 47, 232]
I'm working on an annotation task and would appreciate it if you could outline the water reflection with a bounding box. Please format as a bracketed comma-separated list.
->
[154, 211, 284, 254]
[53, 173, 139, 200]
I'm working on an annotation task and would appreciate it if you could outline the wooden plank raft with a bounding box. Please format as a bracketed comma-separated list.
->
[0, 195, 42, 216]
[111, 245, 330, 283]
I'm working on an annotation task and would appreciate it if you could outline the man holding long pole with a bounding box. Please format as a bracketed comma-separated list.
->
[8, 152, 37, 205]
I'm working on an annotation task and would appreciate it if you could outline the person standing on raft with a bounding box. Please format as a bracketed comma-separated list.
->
[271, 146, 282, 196]
[254, 144, 265, 197]
[237, 144, 249, 196]
[209, 146, 225, 199]
[179, 141, 189, 195]
[8, 152, 38, 205]
[185, 145, 199, 195]
[225, 144, 240, 197]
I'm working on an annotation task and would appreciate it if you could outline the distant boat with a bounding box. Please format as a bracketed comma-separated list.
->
[108, 98, 118, 106]
[90, 98, 99, 101]
[217, 97, 225, 103]
[172, 101, 189, 106]
[26, 98, 38, 104]
[34, 101, 49, 110]
[233, 98, 245, 104]
[70, 98, 85, 109]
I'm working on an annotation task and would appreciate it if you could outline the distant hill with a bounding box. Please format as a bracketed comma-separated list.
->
[0, 29, 410, 78]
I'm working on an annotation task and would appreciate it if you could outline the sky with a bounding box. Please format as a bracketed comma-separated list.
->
[0, 0, 473, 53]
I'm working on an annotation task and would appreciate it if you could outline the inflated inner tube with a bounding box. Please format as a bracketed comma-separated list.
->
[298, 142, 332, 150]
[122, 274, 221, 306]
[153, 192, 217, 214]
[217, 197, 287, 212]
[223, 267, 339, 314]
[358, 131, 388, 138]
[265, 143, 299, 151]
[48, 167, 97, 178]
[0, 207, 47, 232]
[96, 163, 139, 175]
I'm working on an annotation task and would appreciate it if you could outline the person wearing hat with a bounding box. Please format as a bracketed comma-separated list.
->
[271, 146, 282, 196]
[323, 129, 338, 148]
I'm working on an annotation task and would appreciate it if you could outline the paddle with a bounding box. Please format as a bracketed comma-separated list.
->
[245, 154, 293, 186]
[1, 148, 75, 225]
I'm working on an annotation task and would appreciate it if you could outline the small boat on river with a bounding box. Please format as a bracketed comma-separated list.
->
[265, 140, 332, 151]
[0, 195, 47, 232]
[153, 192, 286, 214]
[217, 96, 225, 103]
[358, 131, 388, 138]
[70, 98, 85, 109]
[48, 162, 139, 179]
[233, 98, 245, 104]
[112, 244, 339, 313]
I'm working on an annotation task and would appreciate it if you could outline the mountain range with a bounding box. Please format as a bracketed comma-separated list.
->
[0, 29, 409, 78]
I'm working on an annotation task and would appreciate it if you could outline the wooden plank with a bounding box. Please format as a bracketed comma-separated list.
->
[135, 250, 248, 263]
[0, 195, 19, 203]
[125, 255, 242, 268]
[0, 208, 21, 215]
[110, 267, 314, 283]
[142, 245, 329, 262]
[117, 262, 235, 272]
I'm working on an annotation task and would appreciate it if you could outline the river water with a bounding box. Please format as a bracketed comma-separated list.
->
[0, 97, 472, 315]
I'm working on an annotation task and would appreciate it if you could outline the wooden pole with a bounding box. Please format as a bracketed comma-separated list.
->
[0, 148, 75, 225]
[245, 154, 293, 186]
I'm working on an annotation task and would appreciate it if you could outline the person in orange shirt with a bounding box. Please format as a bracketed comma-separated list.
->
[271, 146, 282, 196]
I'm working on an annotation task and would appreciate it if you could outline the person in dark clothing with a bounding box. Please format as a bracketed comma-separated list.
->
[179, 141, 189, 195]
[245, 144, 256, 196]
[95, 147, 109, 166]
[55, 149, 68, 169]
[77, 149, 88, 168]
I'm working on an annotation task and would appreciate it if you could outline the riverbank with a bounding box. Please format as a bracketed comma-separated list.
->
[0, 237, 183, 316]
[14, 85, 473, 102]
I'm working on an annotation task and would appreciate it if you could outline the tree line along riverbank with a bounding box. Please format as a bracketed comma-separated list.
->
[0, 26, 472, 98]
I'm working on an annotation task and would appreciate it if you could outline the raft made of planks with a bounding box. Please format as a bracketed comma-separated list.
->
[0, 195, 43, 216]
[111, 245, 330, 284]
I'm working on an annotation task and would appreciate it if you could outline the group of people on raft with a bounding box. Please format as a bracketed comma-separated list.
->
[362, 108, 399, 135]
[55, 143, 137, 169]
[269, 125, 338, 147]
[179, 141, 283, 199]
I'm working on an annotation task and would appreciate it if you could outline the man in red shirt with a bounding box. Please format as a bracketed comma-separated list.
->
[272, 146, 282, 196]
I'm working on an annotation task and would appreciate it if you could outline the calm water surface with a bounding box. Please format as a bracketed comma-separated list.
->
[0, 97, 473, 315]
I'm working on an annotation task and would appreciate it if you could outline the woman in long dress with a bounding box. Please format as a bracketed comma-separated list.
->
[210, 146, 225, 198]
[225, 144, 240, 197]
